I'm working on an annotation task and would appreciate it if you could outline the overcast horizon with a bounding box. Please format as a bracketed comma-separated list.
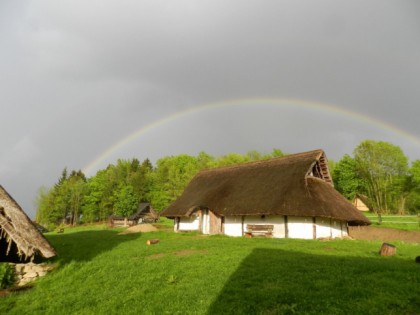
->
[1, 1, 420, 219]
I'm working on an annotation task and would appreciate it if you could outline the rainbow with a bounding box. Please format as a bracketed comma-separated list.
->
[82, 98, 420, 175]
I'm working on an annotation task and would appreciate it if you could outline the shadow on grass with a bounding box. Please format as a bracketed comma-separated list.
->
[45, 229, 141, 264]
[207, 248, 420, 315]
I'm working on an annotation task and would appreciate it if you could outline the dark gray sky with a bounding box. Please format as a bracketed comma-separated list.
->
[1, 0, 420, 218]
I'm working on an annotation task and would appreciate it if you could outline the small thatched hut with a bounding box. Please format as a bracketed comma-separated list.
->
[0, 185, 56, 262]
[110, 203, 158, 227]
[352, 194, 373, 212]
[161, 149, 370, 239]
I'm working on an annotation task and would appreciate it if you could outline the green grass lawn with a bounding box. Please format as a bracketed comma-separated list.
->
[364, 214, 420, 231]
[1, 225, 419, 314]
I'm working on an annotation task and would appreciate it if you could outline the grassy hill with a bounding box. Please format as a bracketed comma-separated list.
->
[1, 224, 420, 314]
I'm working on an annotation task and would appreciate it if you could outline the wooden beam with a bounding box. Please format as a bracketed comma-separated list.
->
[312, 217, 316, 240]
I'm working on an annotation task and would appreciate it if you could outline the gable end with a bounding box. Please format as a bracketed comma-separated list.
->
[306, 152, 333, 186]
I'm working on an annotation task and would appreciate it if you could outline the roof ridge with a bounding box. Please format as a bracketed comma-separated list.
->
[198, 149, 324, 174]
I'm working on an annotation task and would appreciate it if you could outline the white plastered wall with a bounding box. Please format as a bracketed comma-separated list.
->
[202, 210, 210, 234]
[178, 216, 200, 231]
[244, 215, 286, 238]
[224, 216, 243, 237]
[287, 216, 314, 239]
[331, 219, 348, 238]
[315, 217, 332, 238]
[175, 214, 349, 239]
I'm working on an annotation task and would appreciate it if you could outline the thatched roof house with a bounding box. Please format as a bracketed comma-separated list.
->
[110, 203, 158, 227]
[161, 150, 370, 239]
[0, 185, 56, 262]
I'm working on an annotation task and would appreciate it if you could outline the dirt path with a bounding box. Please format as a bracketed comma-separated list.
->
[348, 226, 420, 243]
[118, 224, 158, 234]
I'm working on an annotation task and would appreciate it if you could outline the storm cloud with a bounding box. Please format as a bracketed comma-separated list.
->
[1, 0, 419, 218]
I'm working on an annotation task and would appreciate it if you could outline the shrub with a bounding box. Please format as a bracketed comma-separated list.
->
[0, 263, 15, 289]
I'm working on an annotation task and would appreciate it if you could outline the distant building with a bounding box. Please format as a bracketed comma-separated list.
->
[110, 203, 158, 227]
[352, 194, 373, 212]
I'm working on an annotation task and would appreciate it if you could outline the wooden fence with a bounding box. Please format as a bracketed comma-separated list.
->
[365, 215, 419, 225]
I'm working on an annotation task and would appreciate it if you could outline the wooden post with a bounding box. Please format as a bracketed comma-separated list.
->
[312, 217, 316, 240]
[146, 239, 160, 245]
[379, 243, 396, 256]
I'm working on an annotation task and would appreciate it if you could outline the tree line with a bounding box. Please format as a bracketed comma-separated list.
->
[35, 141, 420, 228]
[35, 149, 285, 227]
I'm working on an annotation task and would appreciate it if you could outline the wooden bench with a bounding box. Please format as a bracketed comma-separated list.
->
[245, 224, 274, 238]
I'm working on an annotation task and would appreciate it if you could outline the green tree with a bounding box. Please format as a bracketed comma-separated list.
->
[50, 169, 71, 224]
[128, 159, 152, 203]
[113, 185, 139, 217]
[354, 140, 409, 220]
[84, 168, 119, 222]
[196, 151, 215, 169]
[148, 154, 199, 211]
[406, 160, 420, 214]
[35, 168, 86, 226]
[332, 154, 366, 200]
[411, 160, 420, 187]
[270, 148, 285, 158]
[246, 150, 262, 161]
[67, 171, 86, 225]
[216, 153, 250, 167]
[35, 186, 54, 225]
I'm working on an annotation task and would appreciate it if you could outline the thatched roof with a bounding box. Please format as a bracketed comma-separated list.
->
[161, 150, 370, 226]
[353, 193, 375, 211]
[0, 185, 56, 261]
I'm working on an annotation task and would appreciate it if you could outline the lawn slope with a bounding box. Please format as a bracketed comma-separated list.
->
[0, 225, 419, 314]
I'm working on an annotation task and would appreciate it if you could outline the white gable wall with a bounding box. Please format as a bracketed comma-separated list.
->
[178, 216, 200, 231]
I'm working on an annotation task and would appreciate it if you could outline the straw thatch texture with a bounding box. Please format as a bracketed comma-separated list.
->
[161, 150, 370, 226]
[0, 185, 56, 261]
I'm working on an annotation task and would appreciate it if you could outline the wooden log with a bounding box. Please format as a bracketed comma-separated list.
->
[379, 243, 396, 256]
[146, 239, 160, 245]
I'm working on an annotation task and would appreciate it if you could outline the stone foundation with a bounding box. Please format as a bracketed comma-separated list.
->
[11, 263, 54, 286]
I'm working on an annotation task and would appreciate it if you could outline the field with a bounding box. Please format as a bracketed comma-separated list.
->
[1, 224, 419, 315]
[364, 214, 420, 231]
